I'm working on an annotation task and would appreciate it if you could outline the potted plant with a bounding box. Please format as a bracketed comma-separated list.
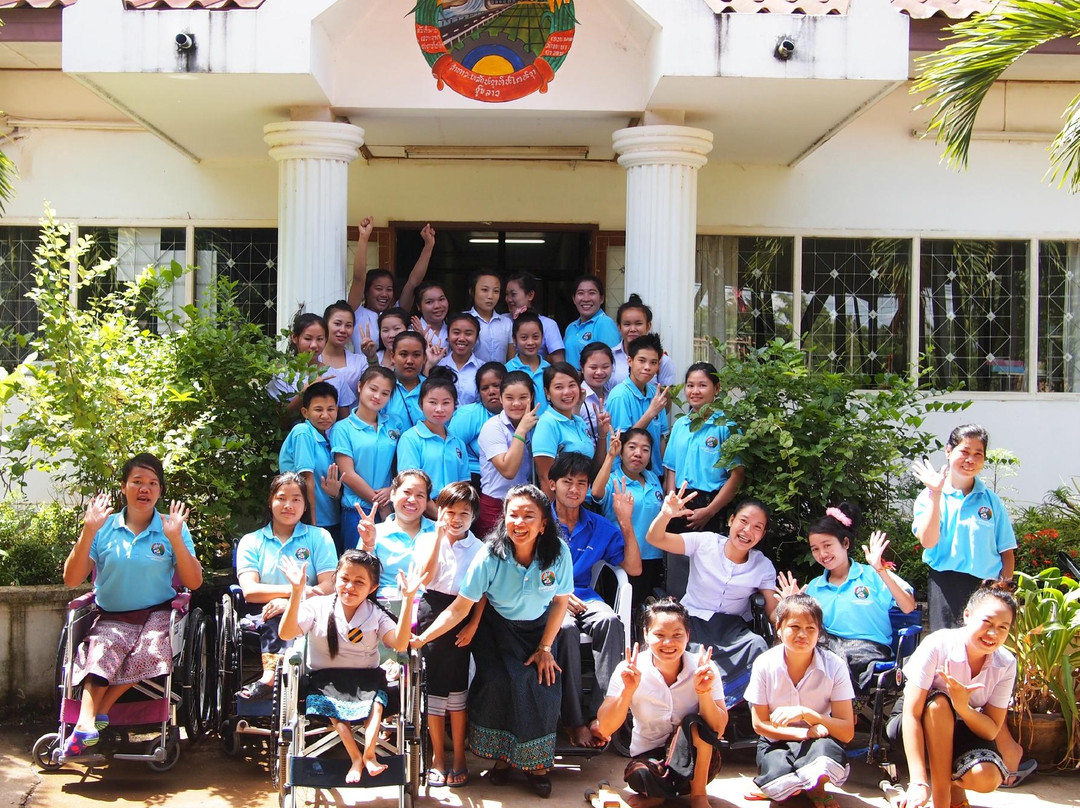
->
[1006, 567, 1080, 769]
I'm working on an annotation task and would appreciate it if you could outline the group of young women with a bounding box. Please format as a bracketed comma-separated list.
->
[59, 222, 1032, 808]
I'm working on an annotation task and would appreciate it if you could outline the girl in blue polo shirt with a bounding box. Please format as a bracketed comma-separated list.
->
[447, 362, 505, 491]
[606, 333, 670, 472]
[533, 362, 603, 490]
[563, 274, 621, 368]
[397, 368, 470, 516]
[332, 365, 402, 543]
[776, 503, 915, 691]
[61, 454, 202, 758]
[505, 311, 550, 414]
[593, 427, 666, 616]
[234, 472, 338, 701]
[357, 470, 435, 601]
[505, 272, 565, 362]
[910, 424, 1017, 633]
[382, 330, 428, 429]
[663, 362, 744, 534]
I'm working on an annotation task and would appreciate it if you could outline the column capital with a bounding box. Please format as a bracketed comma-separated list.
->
[264, 120, 365, 163]
[612, 124, 713, 170]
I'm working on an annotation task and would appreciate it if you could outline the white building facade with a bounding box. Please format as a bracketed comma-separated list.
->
[1, 0, 1078, 502]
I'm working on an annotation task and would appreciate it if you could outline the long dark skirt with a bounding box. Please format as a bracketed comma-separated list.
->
[467, 608, 560, 772]
[928, 569, 983, 632]
[688, 612, 768, 682]
[624, 714, 723, 798]
[666, 488, 727, 534]
[416, 589, 471, 699]
[824, 634, 891, 692]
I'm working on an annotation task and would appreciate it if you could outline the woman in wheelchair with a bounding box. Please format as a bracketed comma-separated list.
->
[411, 484, 573, 798]
[61, 453, 202, 757]
[896, 581, 1018, 808]
[646, 489, 778, 681]
[279, 550, 427, 784]
[235, 472, 338, 700]
[776, 503, 915, 691]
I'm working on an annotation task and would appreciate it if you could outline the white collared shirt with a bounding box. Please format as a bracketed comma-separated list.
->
[606, 649, 725, 756]
[680, 534, 776, 622]
[745, 644, 855, 718]
[413, 530, 484, 596]
[902, 627, 1016, 710]
[298, 596, 397, 671]
[469, 308, 513, 364]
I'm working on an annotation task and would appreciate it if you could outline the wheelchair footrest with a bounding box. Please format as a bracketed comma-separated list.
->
[290, 754, 405, 788]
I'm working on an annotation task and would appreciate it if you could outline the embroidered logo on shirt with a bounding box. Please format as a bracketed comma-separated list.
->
[388, 429, 401, 441]
[348, 627, 364, 644]
[854, 585, 870, 600]
[540, 570, 556, 587]
[705, 437, 719, 449]
[295, 548, 310, 561]
[150, 542, 166, 556]
[582, 331, 593, 341]
[655, 490, 664, 503]
[978, 506, 993, 520]
[456, 447, 463, 459]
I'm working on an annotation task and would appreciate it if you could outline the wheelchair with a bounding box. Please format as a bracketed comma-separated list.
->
[32, 588, 212, 773]
[276, 638, 426, 808]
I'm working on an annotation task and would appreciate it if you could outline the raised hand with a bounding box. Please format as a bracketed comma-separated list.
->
[607, 428, 623, 460]
[937, 668, 983, 712]
[355, 502, 377, 550]
[358, 323, 378, 361]
[909, 456, 947, 495]
[83, 492, 114, 535]
[357, 216, 374, 241]
[321, 463, 343, 499]
[692, 645, 716, 695]
[776, 570, 804, 598]
[862, 530, 890, 572]
[279, 555, 308, 590]
[647, 385, 671, 418]
[420, 223, 436, 249]
[518, 404, 541, 435]
[660, 483, 697, 520]
[161, 500, 190, 543]
[595, 407, 611, 439]
[612, 476, 635, 525]
[397, 566, 430, 599]
[619, 643, 642, 693]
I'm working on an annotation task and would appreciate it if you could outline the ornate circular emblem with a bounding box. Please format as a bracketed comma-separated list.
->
[414, 1, 576, 103]
[540, 569, 556, 586]
[296, 548, 311, 561]
[151, 542, 166, 556]
[705, 437, 719, 449]
[854, 585, 870, 600]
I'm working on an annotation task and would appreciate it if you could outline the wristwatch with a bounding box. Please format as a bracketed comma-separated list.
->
[538, 644, 552, 653]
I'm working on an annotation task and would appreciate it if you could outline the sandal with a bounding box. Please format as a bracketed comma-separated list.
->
[806, 792, 840, 808]
[526, 770, 552, 798]
[1000, 759, 1037, 789]
[237, 681, 274, 701]
[447, 768, 470, 788]
[486, 764, 510, 786]
[744, 791, 771, 802]
[426, 768, 447, 787]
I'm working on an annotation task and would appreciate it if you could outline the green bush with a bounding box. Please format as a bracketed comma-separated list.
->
[1011, 504, 1080, 575]
[0, 208, 313, 570]
[0, 500, 82, 586]
[697, 339, 968, 577]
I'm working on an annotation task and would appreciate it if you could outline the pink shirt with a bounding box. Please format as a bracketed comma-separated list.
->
[902, 627, 1016, 710]
[745, 645, 855, 721]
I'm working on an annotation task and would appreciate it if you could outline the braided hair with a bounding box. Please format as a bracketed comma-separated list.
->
[325, 549, 382, 660]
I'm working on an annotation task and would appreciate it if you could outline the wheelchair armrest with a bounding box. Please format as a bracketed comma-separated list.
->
[750, 592, 773, 643]
[590, 560, 633, 641]
[67, 591, 97, 611]
[171, 592, 191, 613]
[286, 636, 308, 668]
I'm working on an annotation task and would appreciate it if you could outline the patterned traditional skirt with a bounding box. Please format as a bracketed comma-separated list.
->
[74, 608, 173, 687]
[305, 667, 389, 723]
[467, 608, 560, 772]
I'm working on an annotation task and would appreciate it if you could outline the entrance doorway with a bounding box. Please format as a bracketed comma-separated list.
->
[392, 225, 595, 328]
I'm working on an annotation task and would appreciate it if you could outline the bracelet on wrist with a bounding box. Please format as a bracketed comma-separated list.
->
[538, 644, 552, 653]
[513, 433, 526, 444]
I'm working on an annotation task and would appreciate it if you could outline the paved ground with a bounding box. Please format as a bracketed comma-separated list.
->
[1, 720, 1075, 808]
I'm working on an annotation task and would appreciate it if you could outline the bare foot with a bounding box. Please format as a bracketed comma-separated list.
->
[364, 756, 387, 777]
[346, 762, 363, 784]
[689, 795, 712, 808]
[568, 724, 600, 747]
[627, 795, 666, 808]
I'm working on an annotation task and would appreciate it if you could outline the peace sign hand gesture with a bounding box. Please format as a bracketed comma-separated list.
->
[647, 385, 671, 418]
[776, 570, 804, 598]
[910, 456, 947, 495]
[619, 643, 642, 694]
[517, 404, 541, 435]
[660, 483, 697, 520]
[607, 428, 622, 460]
[693, 646, 716, 696]
[354, 502, 377, 551]
[595, 407, 611, 440]
[862, 530, 890, 572]
[358, 323, 378, 362]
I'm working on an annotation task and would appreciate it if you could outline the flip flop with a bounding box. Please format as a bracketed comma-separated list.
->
[426, 768, 447, 787]
[744, 790, 771, 801]
[447, 768, 469, 788]
[807, 792, 840, 808]
[1000, 759, 1037, 789]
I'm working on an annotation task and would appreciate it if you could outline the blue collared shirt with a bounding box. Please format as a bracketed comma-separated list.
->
[447, 402, 499, 476]
[554, 508, 625, 602]
[382, 377, 425, 429]
[373, 514, 435, 598]
[89, 510, 196, 613]
[330, 411, 404, 509]
[396, 421, 470, 494]
[805, 561, 908, 647]
[532, 408, 595, 460]
[913, 478, 1016, 578]
[236, 522, 338, 587]
[279, 419, 340, 527]
[663, 410, 740, 492]
[594, 465, 665, 561]
[460, 538, 574, 621]
[606, 378, 669, 472]
[564, 311, 621, 368]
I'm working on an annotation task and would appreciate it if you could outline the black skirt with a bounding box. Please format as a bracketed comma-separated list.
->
[416, 589, 472, 699]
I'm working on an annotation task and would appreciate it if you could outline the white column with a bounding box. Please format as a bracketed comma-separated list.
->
[264, 121, 365, 334]
[612, 125, 713, 376]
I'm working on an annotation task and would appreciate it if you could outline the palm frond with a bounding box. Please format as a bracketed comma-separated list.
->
[912, 0, 1080, 187]
[0, 149, 16, 215]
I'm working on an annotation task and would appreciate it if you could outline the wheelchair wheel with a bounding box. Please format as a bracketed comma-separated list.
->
[281, 785, 316, 808]
[52, 622, 70, 715]
[219, 718, 242, 756]
[182, 608, 213, 740]
[32, 732, 62, 771]
[146, 727, 181, 772]
[216, 594, 240, 735]
[270, 656, 285, 791]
